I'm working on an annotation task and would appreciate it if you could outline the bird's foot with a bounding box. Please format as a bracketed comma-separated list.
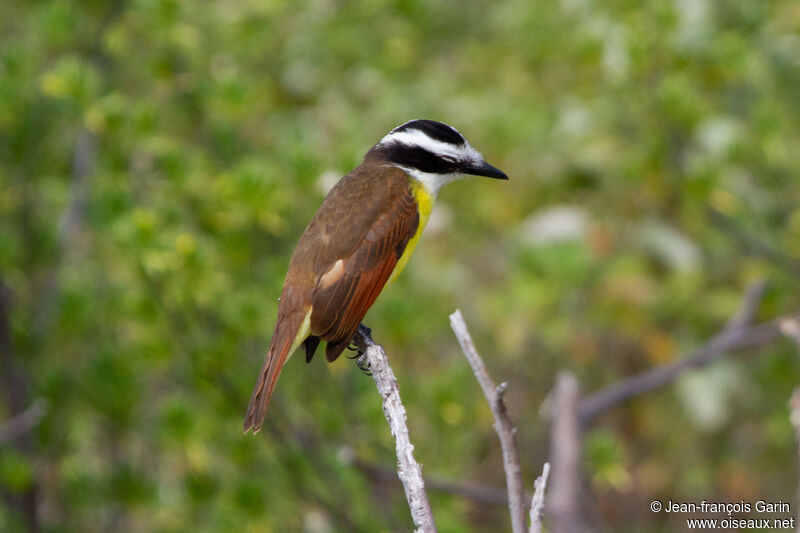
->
[348, 324, 374, 375]
[355, 353, 372, 375]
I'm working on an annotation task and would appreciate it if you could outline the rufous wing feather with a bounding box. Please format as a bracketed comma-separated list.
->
[310, 188, 419, 362]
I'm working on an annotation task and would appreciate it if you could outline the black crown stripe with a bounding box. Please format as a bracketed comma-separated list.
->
[392, 120, 466, 147]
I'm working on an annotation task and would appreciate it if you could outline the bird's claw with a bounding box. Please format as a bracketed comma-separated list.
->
[346, 323, 372, 373]
[345, 343, 360, 356]
[355, 353, 372, 375]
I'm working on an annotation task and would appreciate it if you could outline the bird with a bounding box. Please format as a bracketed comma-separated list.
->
[243, 119, 507, 433]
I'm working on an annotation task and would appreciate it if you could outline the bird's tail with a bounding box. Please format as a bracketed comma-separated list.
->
[243, 307, 311, 433]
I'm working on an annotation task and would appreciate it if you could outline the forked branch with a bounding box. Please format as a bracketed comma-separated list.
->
[450, 310, 528, 533]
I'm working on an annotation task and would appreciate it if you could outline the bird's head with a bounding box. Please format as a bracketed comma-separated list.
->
[367, 119, 508, 194]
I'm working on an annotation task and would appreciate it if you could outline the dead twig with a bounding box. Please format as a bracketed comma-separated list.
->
[725, 279, 768, 330]
[0, 279, 38, 532]
[449, 310, 526, 533]
[547, 372, 585, 533]
[780, 318, 800, 351]
[32, 130, 97, 337]
[789, 389, 800, 532]
[787, 321, 800, 532]
[707, 208, 800, 277]
[528, 462, 550, 533]
[0, 399, 47, 445]
[578, 280, 800, 423]
[352, 325, 437, 533]
[338, 446, 518, 506]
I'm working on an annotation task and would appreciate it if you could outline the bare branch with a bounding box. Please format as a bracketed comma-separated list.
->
[449, 310, 526, 533]
[0, 399, 47, 445]
[59, 130, 96, 245]
[339, 446, 517, 506]
[578, 281, 800, 423]
[707, 208, 800, 277]
[0, 279, 39, 531]
[725, 279, 767, 331]
[31, 1, 125, 335]
[547, 372, 585, 533]
[33, 130, 97, 337]
[788, 324, 800, 532]
[528, 462, 550, 533]
[352, 326, 437, 533]
[780, 318, 800, 351]
[789, 388, 800, 531]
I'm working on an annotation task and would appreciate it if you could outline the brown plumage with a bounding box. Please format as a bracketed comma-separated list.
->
[243, 164, 419, 433]
[242, 118, 509, 433]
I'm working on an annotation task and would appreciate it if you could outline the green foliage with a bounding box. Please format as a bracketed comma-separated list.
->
[1, 0, 799, 530]
[0, 450, 34, 493]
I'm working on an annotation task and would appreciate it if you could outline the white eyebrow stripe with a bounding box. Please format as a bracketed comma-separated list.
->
[378, 129, 480, 161]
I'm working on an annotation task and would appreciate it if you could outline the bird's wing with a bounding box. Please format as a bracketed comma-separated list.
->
[309, 174, 419, 361]
[243, 166, 419, 432]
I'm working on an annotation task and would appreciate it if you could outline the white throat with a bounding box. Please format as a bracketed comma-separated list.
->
[396, 166, 463, 196]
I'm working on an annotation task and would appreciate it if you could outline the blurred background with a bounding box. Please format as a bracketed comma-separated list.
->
[2, 0, 800, 531]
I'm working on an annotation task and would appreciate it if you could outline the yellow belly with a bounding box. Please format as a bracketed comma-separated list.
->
[388, 179, 435, 284]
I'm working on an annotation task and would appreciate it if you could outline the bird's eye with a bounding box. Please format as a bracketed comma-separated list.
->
[440, 155, 457, 165]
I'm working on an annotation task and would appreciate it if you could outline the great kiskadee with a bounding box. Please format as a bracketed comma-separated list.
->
[243, 119, 507, 432]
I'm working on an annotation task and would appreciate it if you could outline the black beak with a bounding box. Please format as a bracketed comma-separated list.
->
[462, 160, 508, 180]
